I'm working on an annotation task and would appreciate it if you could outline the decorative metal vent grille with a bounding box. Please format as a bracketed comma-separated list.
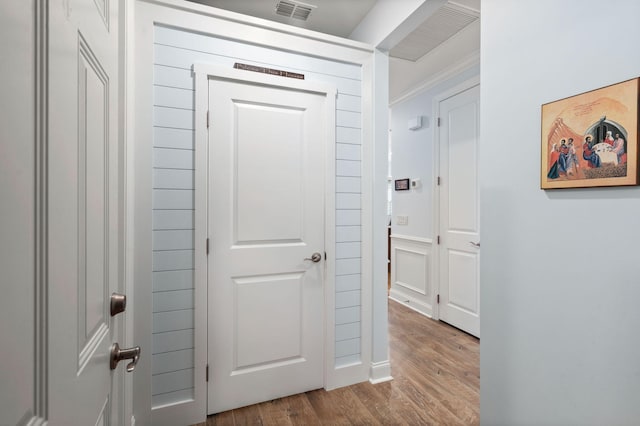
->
[275, 0, 315, 21]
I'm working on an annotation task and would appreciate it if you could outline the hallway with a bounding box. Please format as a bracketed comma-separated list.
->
[199, 299, 479, 425]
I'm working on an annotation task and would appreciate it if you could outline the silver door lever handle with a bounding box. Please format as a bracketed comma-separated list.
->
[469, 241, 481, 248]
[304, 252, 322, 263]
[110, 343, 141, 372]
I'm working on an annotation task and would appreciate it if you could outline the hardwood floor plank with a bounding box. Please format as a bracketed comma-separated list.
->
[255, 398, 294, 426]
[231, 402, 263, 425]
[306, 387, 381, 425]
[202, 299, 479, 425]
[285, 393, 322, 425]
[205, 409, 234, 426]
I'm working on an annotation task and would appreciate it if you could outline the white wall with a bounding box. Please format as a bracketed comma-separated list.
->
[481, 1, 640, 424]
[390, 64, 479, 239]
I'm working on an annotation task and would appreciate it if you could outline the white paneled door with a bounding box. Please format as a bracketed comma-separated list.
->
[438, 83, 480, 338]
[207, 74, 329, 414]
[48, 0, 125, 424]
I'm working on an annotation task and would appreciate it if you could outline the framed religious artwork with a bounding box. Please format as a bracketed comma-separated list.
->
[541, 77, 639, 189]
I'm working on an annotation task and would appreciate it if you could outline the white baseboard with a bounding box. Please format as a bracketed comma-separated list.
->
[388, 290, 433, 318]
[369, 360, 392, 384]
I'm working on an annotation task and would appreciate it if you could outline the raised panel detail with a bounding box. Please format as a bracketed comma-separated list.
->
[93, 0, 109, 29]
[448, 102, 478, 233]
[233, 101, 304, 245]
[233, 274, 304, 370]
[95, 397, 110, 426]
[389, 236, 434, 318]
[77, 35, 109, 367]
[395, 248, 429, 296]
[447, 249, 478, 313]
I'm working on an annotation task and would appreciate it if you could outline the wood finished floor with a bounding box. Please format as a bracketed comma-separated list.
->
[197, 299, 479, 425]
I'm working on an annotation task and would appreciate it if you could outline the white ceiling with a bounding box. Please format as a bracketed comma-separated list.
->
[187, 0, 378, 38]
[187, 0, 480, 62]
[390, 1, 479, 61]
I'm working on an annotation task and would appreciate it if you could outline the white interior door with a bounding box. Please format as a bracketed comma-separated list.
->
[207, 74, 328, 414]
[438, 83, 480, 338]
[48, 0, 126, 424]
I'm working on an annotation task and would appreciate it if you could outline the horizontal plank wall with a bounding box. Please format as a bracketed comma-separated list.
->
[151, 24, 364, 405]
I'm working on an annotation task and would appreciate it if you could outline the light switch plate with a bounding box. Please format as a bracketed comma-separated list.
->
[397, 215, 408, 226]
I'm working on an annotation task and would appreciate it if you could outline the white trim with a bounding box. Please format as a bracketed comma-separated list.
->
[388, 293, 434, 318]
[194, 63, 338, 402]
[138, 0, 373, 54]
[325, 53, 374, 391]
[323, 80, 338, 392]
[369, 361, 393, 384]
[431, 75, 480, 321]
[389, 51, 480, 106]
[26, 416, 47, 426]
[390, 234, 433, 244]
[123, 0, 136, 425]
[35, 0, 48, 420]
[132, 2, 154, 423]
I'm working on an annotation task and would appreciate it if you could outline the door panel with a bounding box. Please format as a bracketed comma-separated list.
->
[234, 102, 305, 244]
[208, 77, 327, 414]
[48, 0, 123, 424]
[439, 84, 480, 337]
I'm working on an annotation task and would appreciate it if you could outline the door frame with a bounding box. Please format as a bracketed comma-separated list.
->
[431, 75, 480, 321]
[193, 64, 337, 408]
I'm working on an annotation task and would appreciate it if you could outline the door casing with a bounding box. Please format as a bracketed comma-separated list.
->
[194, 64, 337, 411]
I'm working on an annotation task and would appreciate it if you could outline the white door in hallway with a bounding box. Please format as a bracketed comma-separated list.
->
[438, 83, 480, 338]
[207, 73, 330, 413]
[48, 0, 126, 424]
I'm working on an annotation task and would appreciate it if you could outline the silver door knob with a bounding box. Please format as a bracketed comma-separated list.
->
[110, 343, 141, 372]
[469, 241, 481, 248]
[304, 252, 322, 263]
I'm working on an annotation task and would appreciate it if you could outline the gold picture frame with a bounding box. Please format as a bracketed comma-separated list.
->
[541, 78, 639, 189]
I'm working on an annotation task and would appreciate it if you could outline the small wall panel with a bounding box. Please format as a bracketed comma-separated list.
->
[389, 236, 434, 318]
[395, 249, 428, 295]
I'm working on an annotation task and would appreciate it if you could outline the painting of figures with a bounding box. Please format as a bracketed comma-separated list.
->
[541, 78, 639, 189]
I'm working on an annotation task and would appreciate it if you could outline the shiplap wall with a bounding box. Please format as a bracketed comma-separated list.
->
[151, 25, 364, 406]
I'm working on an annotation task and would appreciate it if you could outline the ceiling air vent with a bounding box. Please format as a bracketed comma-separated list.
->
[275, 0, 316, 21]
[390, 2, 479, 62]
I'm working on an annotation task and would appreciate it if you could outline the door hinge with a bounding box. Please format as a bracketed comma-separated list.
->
[206, 364, 209, 382]
[437, 235, 440, 245]
[437, 176, 441, 186]
[206, 110, 209, 129]
[437, 294, 440, 304]
[437, 117, 441, 127]
[206, 238, 209, 255]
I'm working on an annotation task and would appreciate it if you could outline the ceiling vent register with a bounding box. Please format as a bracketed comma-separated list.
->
[275, 0, 316, 21]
